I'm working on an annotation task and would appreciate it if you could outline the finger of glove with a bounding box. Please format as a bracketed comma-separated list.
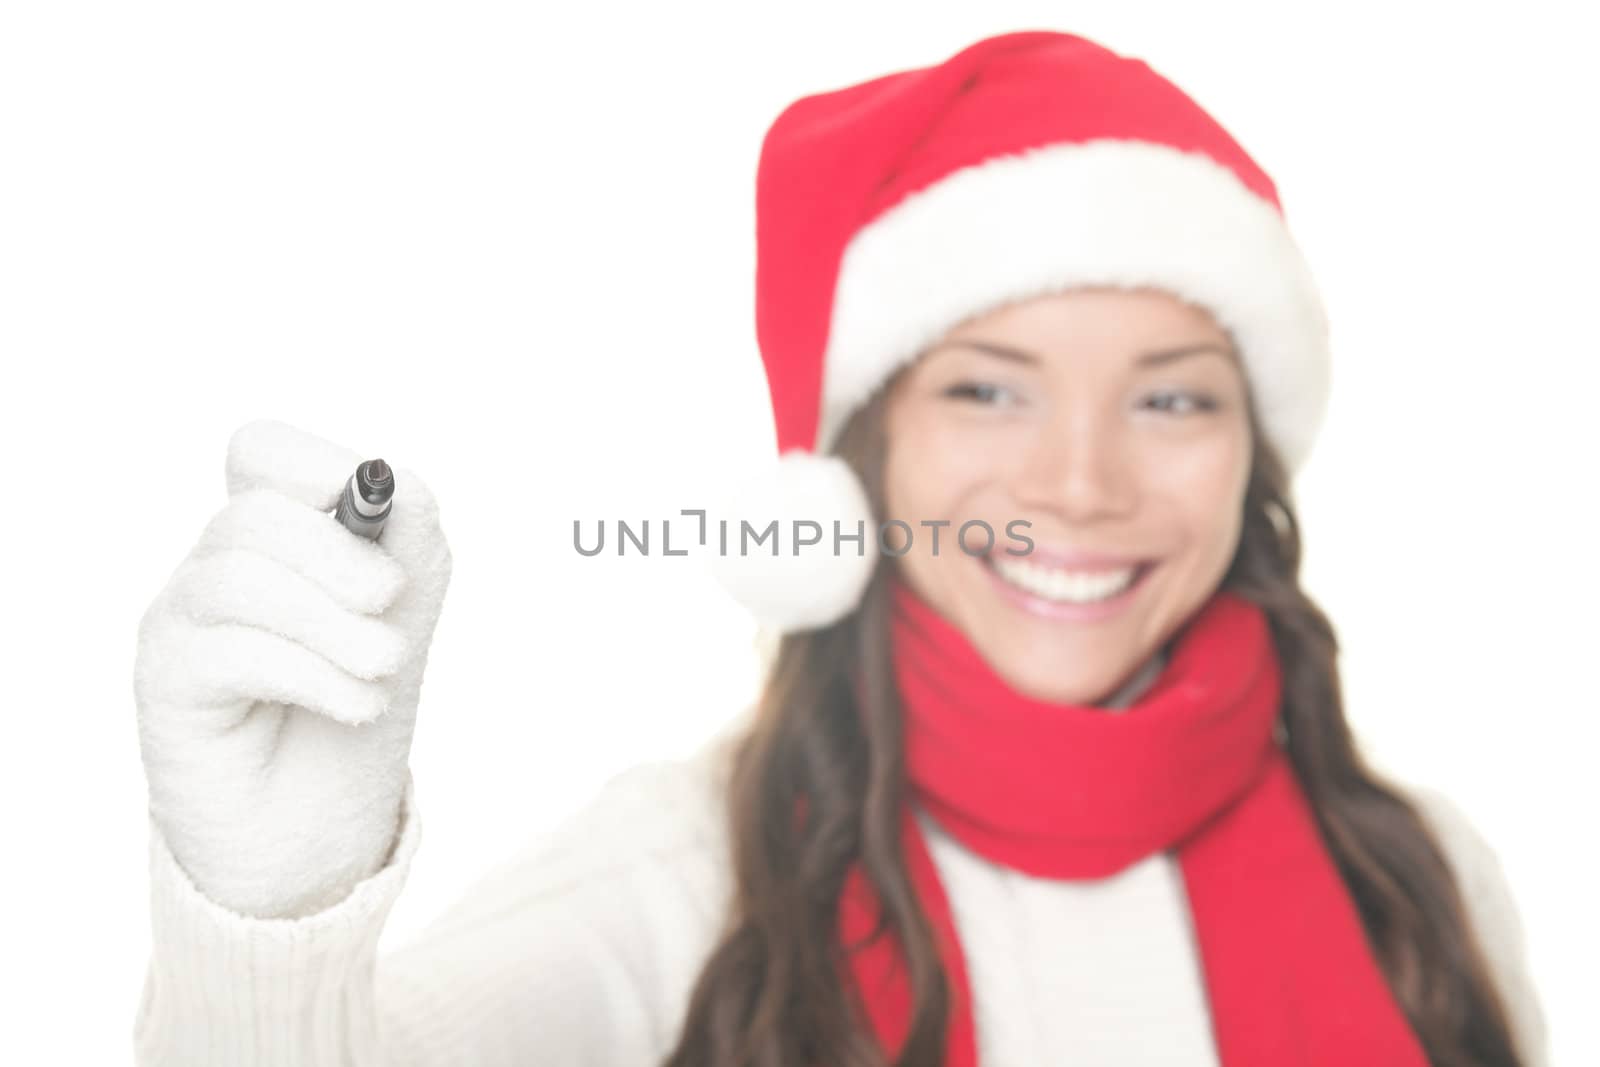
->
[197, 488, 407, 615]
[225, 419, 363, 509]
[171, 548, 408, 681]
[138, 605, 389, 726]
[371, 463, 451, 593]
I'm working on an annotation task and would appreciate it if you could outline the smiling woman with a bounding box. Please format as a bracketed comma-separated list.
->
[668, 266, 1541, 1062]
[131, 27, 1547, 1067]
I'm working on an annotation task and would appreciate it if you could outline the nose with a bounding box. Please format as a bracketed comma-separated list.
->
[1010, 413, 1138, 520]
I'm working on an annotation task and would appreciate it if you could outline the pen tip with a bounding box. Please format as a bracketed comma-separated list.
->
[356, 458, 395, 505]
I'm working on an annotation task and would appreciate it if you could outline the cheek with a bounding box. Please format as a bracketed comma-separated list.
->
[884, 408, 1008, 521]
[1143, 428, 1250, 550]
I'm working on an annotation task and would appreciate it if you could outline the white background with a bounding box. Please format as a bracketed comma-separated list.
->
[3, 1, 1594, 1062]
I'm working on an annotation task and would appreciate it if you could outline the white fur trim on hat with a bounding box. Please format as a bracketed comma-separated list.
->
[707, 450, 879, 634]
[818, 139, 1332, 473]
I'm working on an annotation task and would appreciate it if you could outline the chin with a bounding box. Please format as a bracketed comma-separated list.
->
[970, 555, 1182, 697]
[982, 638, 1128, 706]
[1010, 671, 1118, 706]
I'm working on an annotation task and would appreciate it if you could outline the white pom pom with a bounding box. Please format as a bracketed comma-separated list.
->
[706, 451, 879, 634]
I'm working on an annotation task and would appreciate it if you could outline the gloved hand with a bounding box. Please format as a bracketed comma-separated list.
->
[134, 419, 453, 919]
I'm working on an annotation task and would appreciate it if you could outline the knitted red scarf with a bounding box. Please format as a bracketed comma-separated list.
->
[835, 575, 1429, 1064]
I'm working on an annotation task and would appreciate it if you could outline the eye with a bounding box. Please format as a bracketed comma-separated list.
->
[943, 381, 1017, 406]
[1142, 390, 1218, 415]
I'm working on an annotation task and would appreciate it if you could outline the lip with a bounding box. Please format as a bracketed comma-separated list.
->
[982, 553, 1157, 622]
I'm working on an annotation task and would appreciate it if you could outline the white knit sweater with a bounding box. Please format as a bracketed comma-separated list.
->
[133, 716, 1550, 1066]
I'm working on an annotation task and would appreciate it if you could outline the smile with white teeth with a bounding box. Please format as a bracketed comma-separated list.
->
[988, 556, 1142, 604]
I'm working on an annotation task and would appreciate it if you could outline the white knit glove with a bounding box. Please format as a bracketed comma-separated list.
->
[134, 419, 453, 919]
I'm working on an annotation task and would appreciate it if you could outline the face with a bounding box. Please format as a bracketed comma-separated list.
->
[881, 286, 1253, 705]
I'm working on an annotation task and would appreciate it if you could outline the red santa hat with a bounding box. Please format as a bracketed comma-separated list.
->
[709, 29, 1331, 634]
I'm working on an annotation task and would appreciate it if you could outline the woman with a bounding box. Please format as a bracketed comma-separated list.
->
[132, 30, 1547, 1066]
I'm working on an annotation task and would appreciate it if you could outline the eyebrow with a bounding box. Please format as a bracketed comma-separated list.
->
[928, 338, 1237, 367]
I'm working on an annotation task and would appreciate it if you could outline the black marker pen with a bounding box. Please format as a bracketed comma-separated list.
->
[334, 458, 394, 540]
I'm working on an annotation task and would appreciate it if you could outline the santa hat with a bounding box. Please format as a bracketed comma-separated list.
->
[709, 29, 1331, 634]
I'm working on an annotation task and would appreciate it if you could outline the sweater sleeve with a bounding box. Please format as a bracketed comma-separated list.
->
[1409, 784, 1550, 1067]
[134, 756, 727, 1067]
[134, 776, 424, 1065]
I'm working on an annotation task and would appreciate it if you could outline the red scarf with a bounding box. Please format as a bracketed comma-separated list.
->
[835, 575, 1429, 1064]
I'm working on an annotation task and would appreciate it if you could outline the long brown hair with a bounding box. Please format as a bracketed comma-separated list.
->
[662, 370, 1526, 1066]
